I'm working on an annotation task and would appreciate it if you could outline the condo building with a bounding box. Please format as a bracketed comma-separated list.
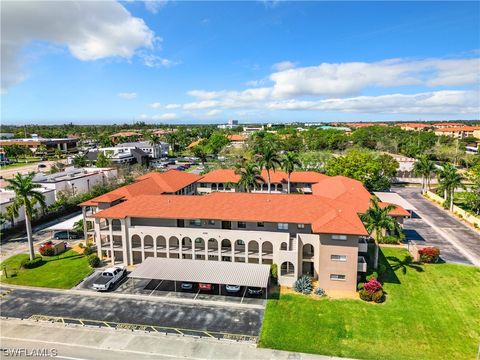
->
[81, 170, 408, 293]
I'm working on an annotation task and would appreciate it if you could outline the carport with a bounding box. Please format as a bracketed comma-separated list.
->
[128, 257, 271, 299]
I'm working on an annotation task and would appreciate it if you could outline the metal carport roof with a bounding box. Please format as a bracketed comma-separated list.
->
[128, 257, 271, 288]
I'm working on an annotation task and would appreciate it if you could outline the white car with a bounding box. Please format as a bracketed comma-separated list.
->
[225, 284, 241, 293]
[92, 266, 126, 291]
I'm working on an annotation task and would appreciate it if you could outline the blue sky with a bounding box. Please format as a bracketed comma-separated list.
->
[1, 1, 479, 124]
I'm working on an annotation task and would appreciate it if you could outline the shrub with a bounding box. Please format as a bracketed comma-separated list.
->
[418, 247, 440, 263]
[21, 256, 44, 269]
[88, 254, 101, 268]
[83, 246, 94, 256]
[359, 289, 372, 301]
[357, 282, 364, 290]
[39, 243, 55, 256]
[366, 272, 378, 282]
[270, 263, 278, 280]
[380, 235, 401, 244]
[78, 242, 85, 249]
[314, 287, 325, 297]
[293, 275, 313, 294]
[364, 278, 382, 294]
[372, 290, 385, 303]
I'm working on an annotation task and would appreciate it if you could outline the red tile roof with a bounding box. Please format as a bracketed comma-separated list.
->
[432, 122, 466, 127]
[379, 202, 410, 217]
[80, 170, 201, 206]
[187, 140, 202, 149]
[93, 192, 368, 235]
[198, 169, 327, 184]
[227, 134, 246, 142]
[435, 126, 480, 132]
[109, 131, 141, 138]
[400, 123, 430, 128]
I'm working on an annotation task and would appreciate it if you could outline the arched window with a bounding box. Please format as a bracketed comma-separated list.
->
[195, 237, 205, 250]
[280, 262, 295, 277]
[262, 241, 273, 254]
[169, 236, 179, 249]
[156, 236, 166, 249]
[144, 235, 154, 248]
[131, 235, 141, 248]
[248, 240, 259, 254]
[302, 244, 314, 259]
[280, 242, 288, 251]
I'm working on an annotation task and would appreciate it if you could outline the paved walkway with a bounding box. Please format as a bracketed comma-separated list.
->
[393, 186, 480, 266]
[0, 319, 349, 360]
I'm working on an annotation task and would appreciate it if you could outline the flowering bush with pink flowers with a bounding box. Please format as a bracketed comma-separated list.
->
[359, 278, 385, 303]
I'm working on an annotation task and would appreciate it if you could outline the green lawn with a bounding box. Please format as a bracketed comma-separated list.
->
[259, 247, 480, 360]
[0, 250, 93, 289]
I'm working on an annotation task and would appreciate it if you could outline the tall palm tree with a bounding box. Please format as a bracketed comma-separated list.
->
[5, 173, 47, 260]
[437, 163, 463, 211]
[257, 145, 281, 193]
[235, 161, 262, 192]
[360, 198, 397, 270]
[281, 152, 301, 194]
[148, 133, 161, 146]
[413, 156, 436, 194]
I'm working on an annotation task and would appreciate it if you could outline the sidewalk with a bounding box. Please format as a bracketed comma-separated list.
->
[0, 318, 350, 360]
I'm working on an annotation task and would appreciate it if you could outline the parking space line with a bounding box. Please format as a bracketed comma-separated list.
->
[193, 289, 200, 300]
[240, 286, 247, 304]
[150, 280, 164, 296]
[25, 314, 259, 343]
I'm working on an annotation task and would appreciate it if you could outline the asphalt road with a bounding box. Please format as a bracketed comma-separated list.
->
[394, 186, 480, 266]
[0, 287, 264, 336]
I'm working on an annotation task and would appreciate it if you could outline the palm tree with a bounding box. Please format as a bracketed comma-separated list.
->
[235, 161, 262, 192]
[281, 152, 301, 194]
[5, 204, 19, 228]
[148, 133, 161, 146]
[413, 156, 436, 194]
[5, 173, 47, 260]
[360, 198, 397, 270]
[72, 153, 88, 168]
[437, 163, 463, 211]
[257, 145, 281, 193]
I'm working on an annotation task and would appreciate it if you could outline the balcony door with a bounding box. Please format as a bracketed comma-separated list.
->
[221, 221, 231, 229]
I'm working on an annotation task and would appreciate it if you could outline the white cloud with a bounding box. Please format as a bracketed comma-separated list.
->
[269, 58, 480, 98]
[272, 60, 296, 71]
[144, 1, 168, 14]
[139, 112, 178, 121]
[1, 0, 155, 92]
[118, 92, 137, 99]
[149, 102, 180, 109]
[264, 90, 479, 114]
[141, 54, 177, 67]
[205, 109, 222, 117]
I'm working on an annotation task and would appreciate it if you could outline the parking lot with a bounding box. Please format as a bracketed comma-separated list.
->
[0, 286, 264, 338]
[78, 271, 268, 306]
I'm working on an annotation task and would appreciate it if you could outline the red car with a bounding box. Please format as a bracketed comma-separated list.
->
[198, 283, 213, 291]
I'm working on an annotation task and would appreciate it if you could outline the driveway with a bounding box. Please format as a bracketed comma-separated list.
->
[0, 287, 264, 337]
[393, 186, 480, 266]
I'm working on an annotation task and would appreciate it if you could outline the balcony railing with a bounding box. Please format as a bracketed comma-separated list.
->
[357, 256, 367, 272]
[358, 238, 368, 253]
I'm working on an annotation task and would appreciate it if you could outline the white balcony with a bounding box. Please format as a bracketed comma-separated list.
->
[358, 238, 368, 253]
[358, 256, 367, 272]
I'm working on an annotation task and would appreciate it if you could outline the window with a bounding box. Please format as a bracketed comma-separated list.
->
[331, 255, 347, 262]
[277, 223, 289, 230]
[189, 219, 202, 226]
[236, 240, 245, 246]
[238, 221, 247, 228]
[330, 274, 346, 281]
[208, 220, 215, 225]
[331, 234, 347, 241]
[257, 222, 265, 227]
[297, 223, 305, 229]
[218, 183, 224, 190]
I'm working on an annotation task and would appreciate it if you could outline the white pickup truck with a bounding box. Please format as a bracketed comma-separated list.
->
[92, 266, 126, 291]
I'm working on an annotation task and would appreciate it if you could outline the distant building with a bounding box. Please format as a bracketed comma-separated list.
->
[86, 147, 150, 165]
[432, 122, 466, 129]
[32, 166, 117, 200]
[109, 131, 142, 144]
[0, 187, 56, 230]
[0, 136, 78, 153]
[434, 126, 480, 139]
[226, 134, 246, 148]
[398, 123, 431, 131]
[0, 133, 14, 139]
[117, 141, 170, 159]
[243, 125, 264, 134]
[217, 119, 239, 129]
